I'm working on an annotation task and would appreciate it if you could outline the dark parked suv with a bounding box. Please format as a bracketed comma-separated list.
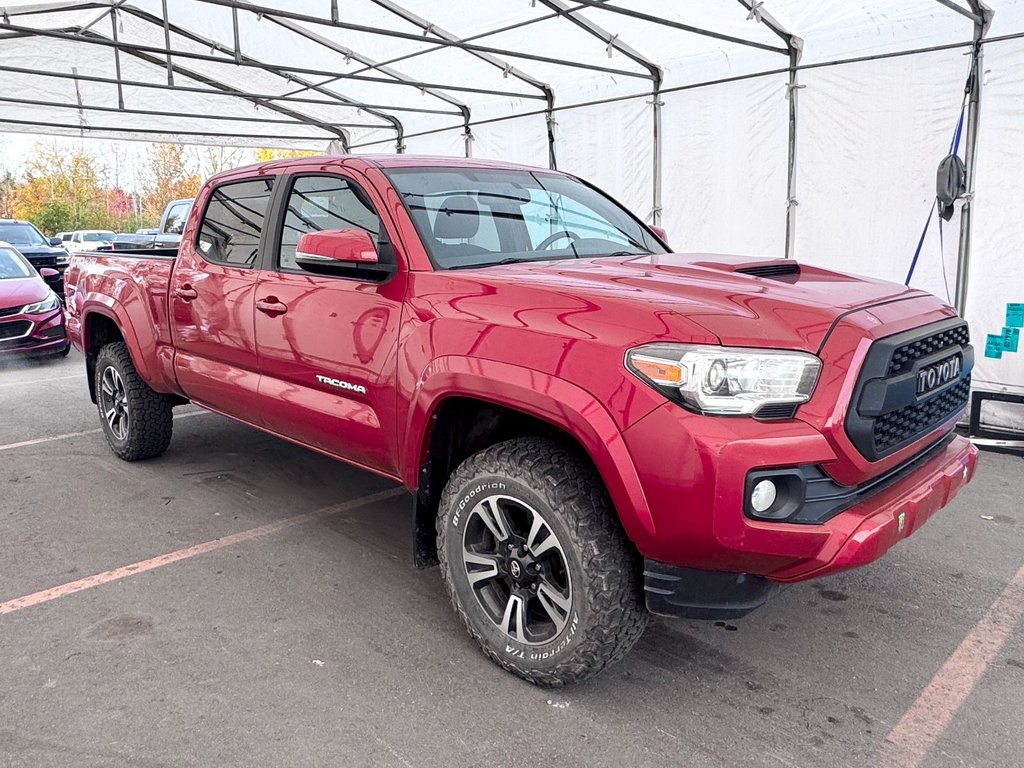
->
[0, 219, 69, 294]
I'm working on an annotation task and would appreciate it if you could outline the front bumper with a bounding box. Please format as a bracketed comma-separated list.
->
[0, 308, 67, 356]
[621, 400, 977, 583]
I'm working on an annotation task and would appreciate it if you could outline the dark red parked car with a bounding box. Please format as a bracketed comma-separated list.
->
[0, 243, 69, 358]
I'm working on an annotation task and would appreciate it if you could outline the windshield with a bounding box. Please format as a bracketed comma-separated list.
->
[0, 223, 47, 247]
[0, 247, 34, 279]
[84, 231, 116, 242]
[386, 168, 666, 270]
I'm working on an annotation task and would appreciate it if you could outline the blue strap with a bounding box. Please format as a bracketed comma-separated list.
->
[905, 201, 936, 286]
[905, 96, 968, 287]
[949, 101, 966, 156]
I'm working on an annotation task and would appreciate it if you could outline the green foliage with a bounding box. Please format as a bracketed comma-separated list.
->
[34, 200, 74, 234]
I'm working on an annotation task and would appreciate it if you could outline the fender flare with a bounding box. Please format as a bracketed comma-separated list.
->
[80, 296, 153, 383]
[403, 355, 657, 541]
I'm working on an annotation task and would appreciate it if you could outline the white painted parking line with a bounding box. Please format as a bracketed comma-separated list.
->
[880, 563, 1024, 767]
[0, 410, 210, 452]
[0, 487, 406, 616]
[0, 373, 83, 388]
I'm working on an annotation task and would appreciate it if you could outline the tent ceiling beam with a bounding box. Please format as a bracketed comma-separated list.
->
[558, 0, 789, 55]
[0, 62, 460, 116]
[934, 0, 984, 23]
[0, 19, 543, 102]
[342, 1, 597, 79]
[102, 32, 353, 146]
[258, 13, 473, 156]
[0, 94, 387, 128]
[189, 0, 648, 80]
[0, 115, 333, 141]
[362, 0, 557, 165]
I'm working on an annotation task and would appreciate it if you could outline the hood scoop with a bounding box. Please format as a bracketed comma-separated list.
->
[733, 260, 801, 279]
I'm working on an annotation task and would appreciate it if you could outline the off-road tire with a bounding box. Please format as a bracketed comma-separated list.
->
[437, 437, 648, 686]
[95, 342, 173, 461]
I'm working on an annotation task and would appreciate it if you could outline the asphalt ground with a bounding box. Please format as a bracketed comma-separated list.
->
[1, 351, 1021, 768]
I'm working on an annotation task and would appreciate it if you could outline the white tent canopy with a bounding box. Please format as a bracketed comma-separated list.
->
[1, 0, 1023, 429]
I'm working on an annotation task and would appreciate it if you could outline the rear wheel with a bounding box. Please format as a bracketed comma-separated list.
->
[437, 437, 648, 686]
[95, 342, 173, 461]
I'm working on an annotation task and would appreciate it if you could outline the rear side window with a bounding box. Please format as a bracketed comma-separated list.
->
[197, 178, 274, 267]
[278, 175, 381, 271]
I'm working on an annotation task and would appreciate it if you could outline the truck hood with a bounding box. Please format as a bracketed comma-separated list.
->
[17, 244, 67, 260]
[477, 252, 933, 352]
[0, 275, 48, 310]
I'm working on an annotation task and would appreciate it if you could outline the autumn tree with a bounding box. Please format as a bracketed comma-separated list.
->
[255, 147, 318, 162]
[12, 143, 112, 233]
[141, 143, 202, 220]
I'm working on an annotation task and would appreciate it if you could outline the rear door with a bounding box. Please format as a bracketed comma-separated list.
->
[254, 171, 405, 475]
[169, 176, 274, 423]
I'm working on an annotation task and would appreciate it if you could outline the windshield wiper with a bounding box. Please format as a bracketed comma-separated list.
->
[605, 251, 651, 259]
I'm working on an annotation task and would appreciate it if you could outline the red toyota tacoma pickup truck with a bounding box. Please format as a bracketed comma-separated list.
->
[66, 155, 977, 686]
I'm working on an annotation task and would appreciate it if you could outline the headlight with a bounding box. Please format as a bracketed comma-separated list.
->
[23, 293, 61, 314]
[56, 253, 69, 264]
[626, 343, 821, 416]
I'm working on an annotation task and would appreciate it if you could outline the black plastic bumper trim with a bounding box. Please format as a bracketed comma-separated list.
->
[643, 561, 782, 620]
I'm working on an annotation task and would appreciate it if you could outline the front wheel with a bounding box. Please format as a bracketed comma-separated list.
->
[94, 342, 173, 461]
[437, 437, 648, 686]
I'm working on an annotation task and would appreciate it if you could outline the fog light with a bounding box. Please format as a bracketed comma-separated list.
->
[750, 480, 778, 514]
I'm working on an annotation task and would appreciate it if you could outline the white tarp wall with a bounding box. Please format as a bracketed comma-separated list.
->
[0, 0, 1021, 429]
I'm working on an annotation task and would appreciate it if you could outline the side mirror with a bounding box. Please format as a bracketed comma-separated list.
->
[296, 228, 379, 266]
[40, 267, 60, 279]
[49, 237, 62, 247]
[649, 225, 668, 245]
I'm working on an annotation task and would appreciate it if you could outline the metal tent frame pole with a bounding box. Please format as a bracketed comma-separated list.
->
[536, 0, 662, 222]
[736, 1, 803, 260]
[362, 0, 556, 165]
[954, 1, 994, 315]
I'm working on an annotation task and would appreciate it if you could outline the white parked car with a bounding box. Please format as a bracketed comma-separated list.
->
[65, 230, 117, 253]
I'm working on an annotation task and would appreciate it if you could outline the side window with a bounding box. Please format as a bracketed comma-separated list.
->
[278, 175, 381, 272]
[163, 202, 191, 235]
[197, 178, 274, 267]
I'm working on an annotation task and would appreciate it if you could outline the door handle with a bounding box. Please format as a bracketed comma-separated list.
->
[175, 285, 198, 301]
[256, 298, 288, 316]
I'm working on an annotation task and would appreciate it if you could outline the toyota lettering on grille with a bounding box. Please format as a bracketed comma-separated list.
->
[916, 354, 961, 398]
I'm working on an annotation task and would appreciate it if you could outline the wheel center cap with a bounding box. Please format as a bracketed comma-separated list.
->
[509, 559, 523, 579]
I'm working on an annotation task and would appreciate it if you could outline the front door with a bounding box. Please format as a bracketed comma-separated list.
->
[254, 172, 404, 475]
[169, 176, 275, 423]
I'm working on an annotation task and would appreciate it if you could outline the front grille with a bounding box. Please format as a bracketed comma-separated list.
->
[0, 304, 22, 318]
[0, 320, 31, 342]
[887, 324, 970, 375]
[28, 256, 57, 268]
[873, 378, 970, 453]
[846, 318, 973, 461]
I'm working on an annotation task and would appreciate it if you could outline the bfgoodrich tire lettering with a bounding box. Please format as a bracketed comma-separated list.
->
[95, 342, 173, 461]
[437, 437, 648, 686]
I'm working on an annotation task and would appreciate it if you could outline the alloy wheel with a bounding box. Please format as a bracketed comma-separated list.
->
[100, 365, 130, 441]
[461, 494, 574, 645]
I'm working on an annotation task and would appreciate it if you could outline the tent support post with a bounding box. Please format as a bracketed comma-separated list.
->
[545, 90, 557, 169]
[651, 78, 663, 226]
[735, 1, 802, 259]
[955, 2, 993, 315]
[784, 43, 803, 259]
